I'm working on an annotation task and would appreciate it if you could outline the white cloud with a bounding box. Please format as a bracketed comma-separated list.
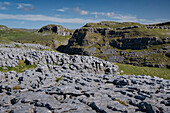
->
[0, 13, 96, 23]
[17, 3, 34, 11]
[73, 7, 89, 15]
[0, 2, 10, 10]
[56, 8, 69, 12]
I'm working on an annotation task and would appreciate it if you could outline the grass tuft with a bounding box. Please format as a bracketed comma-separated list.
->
[113, 99, 127, 106]
[56, 76, 64, 83]
[0, 60, 37, 73]
[13, 86, 21, 90]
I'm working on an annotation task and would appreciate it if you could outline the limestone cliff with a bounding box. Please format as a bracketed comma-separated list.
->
[58, 21, 170, 69]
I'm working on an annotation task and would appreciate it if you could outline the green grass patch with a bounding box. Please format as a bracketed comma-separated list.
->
[115, 63, 170, 79]
[56, 76, 64, 83]
[0, 60, 37, 73]
[14, 44, 21, 48]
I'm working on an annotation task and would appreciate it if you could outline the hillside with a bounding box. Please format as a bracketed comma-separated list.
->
[0, 24, 74, 48]
[57, 21, 170, 69]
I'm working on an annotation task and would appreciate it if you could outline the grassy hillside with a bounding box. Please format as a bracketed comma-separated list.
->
[83, 21, 142, 28]
[83, 21, 170, 38]
[116, 63, 170, 79]
[123, 27, 170, 38]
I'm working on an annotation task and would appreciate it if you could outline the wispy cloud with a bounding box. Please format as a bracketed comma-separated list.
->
[91, 11, 137, 21]
[139, 19, 170, 24]
[56, 8, 69, 12]
[73, 7, 89, 15]
[0, 13, 96, 23]
[71, 7, 137, 22]
[0, 1, 10, 10]
[17, 3, 34, 11]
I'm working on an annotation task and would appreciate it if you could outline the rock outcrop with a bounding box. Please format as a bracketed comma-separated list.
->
[0, 47, 169, 113]
[116, 25, 139, 30]
[145, 26, 170, 30]
[38, 24, 73, 36]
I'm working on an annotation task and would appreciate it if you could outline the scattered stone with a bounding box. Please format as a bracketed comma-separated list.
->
[108, 55, 125, 63]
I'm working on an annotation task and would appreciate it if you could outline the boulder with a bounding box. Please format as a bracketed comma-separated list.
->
[25, 58, 34, 65]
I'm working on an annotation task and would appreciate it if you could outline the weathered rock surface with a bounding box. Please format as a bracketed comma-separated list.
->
[0, 47, 170, 113]
[0, 48, 118, 74]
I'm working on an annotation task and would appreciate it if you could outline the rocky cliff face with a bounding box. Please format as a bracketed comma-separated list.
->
[38, 24, 73, 36]
[66, 28, 170, 51]
[58, 21, 170, 68]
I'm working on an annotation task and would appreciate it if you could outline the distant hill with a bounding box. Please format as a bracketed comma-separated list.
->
[0, 24, 74, 48]
[12, 28, 38, 32]
[0, 25, 8, 30]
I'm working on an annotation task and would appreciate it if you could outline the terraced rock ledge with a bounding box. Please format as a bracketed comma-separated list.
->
[0, 46, 169, 113]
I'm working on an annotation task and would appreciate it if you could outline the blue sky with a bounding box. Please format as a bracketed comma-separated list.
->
[0, 0, 170, 29]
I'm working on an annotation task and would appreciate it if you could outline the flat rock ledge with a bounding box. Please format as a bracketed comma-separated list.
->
[0, 43, 50, 50]
[0, 48, 170, 113]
